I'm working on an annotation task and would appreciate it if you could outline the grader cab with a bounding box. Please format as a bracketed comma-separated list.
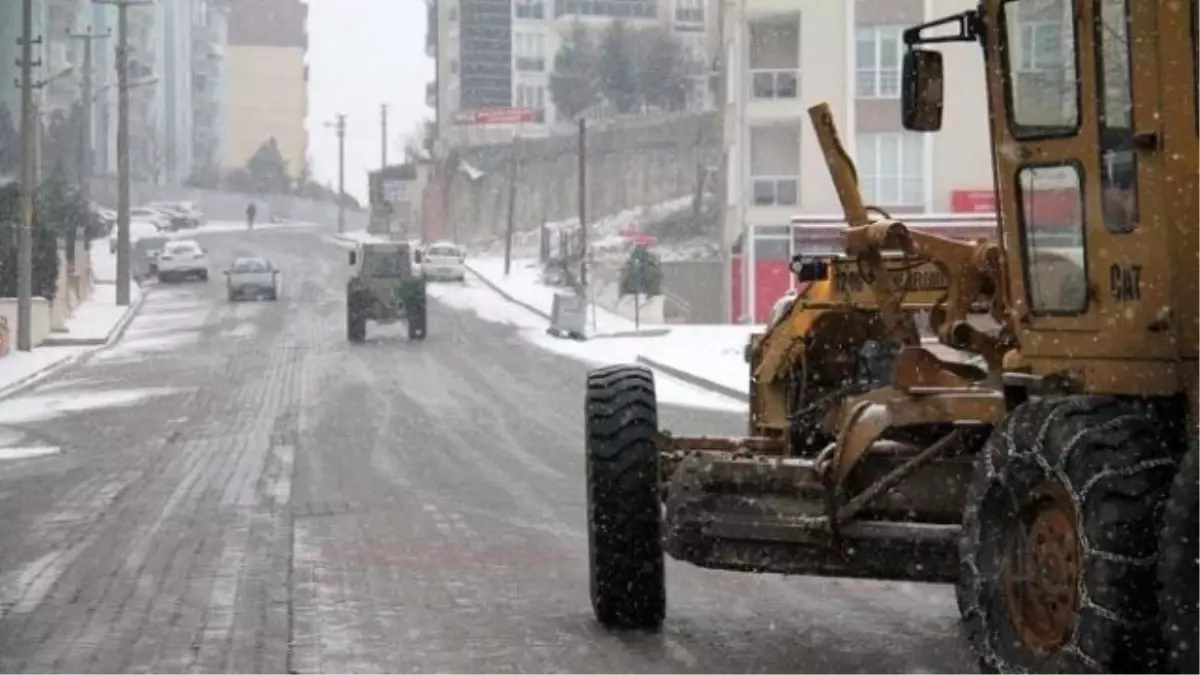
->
[581, 1, 1198, 673]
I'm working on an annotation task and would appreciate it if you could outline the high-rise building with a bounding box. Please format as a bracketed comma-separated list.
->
[223, 0, 309, 181]
[428, 0, 719, 149]
[191, 0, 231, 182]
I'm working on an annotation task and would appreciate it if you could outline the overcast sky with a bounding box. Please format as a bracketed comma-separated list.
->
[306, 0, 433, 203]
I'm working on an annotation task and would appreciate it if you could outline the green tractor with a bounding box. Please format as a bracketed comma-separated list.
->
[346, 241, 427, 342]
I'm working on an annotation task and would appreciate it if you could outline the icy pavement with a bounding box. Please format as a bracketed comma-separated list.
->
[0, 226, 976, 673]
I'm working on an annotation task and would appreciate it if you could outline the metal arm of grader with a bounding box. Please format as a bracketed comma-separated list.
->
[805, 102, 1010, 369]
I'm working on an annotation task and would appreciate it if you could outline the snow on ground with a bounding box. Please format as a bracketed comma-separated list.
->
[464, 253, 760, 395]
[0, 387, 183, 425]
[0, 346, 91, 399]
[0, 247, 142, 396]
[57, 282, 138, 343]
[198, 219, 321, 234]
[425, 278, 746, 412]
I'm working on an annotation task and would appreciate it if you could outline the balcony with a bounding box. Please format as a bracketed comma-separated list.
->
[750, 176, 798, 206]
[426, 81, 437, 108]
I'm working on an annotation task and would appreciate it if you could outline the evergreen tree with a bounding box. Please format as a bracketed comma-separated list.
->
[634, 27, 694, 112]
[245, 137, 291, 193]
[598, 20, 638, 114]
[549, 21, 600, 119]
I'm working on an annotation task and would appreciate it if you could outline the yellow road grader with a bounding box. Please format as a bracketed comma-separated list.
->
[582, 1, 1198, 673]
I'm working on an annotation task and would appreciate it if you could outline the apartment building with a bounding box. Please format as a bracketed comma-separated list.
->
[723, 0, 1002, 321]
[192, 0, 231, 179]
[428, 0, 719, 149]
[224, 0, 309, 180]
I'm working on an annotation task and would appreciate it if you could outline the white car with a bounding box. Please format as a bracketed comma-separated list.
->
[156, 239, 209, 282]
[108, 219, 165, 253]
[130, 207, 172, 231]
[420, 241, 466, 282]
[224, 256, 279, 301]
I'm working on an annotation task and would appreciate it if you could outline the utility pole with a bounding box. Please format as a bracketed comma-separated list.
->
[577, 117, 587, 291]
[95, 0, 154, 307]
[15, 0, 41, 352]
[67, 26, 111, 210]
[380, 104, 388, 168]
[504, 135, 521, 276]
[325, 114, 347, 233]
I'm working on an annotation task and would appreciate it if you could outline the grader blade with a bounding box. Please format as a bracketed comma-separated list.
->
[659, 444, 970, 584]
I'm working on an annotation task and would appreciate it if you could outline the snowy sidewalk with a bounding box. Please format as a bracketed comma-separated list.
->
[0, 247, 144, 400]
[463, 255, 758, 400]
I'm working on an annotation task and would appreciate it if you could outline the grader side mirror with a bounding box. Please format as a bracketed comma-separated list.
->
[348, 250, 357, 266]
[901, 49, 944, 132]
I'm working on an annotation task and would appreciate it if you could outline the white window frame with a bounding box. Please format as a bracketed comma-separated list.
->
[855, 133, 926, 206]
[674, 0, 705, 26]
[514, 32, 546, 72]
[516, 83, 547, 123]
[514, 0, 545, 19]
[855, 25, 903, 99]
[1017, 20, 1065, 72]
[748, 126, 801, 207]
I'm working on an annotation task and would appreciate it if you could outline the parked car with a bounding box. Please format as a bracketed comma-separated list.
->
[156, 239, 209, 282]
[130, 207, 172, 231]
[109, 219, 163, 254]
[134, 234, 173, 281]
[140, 204, 190, 231]
[420, 241, 467, 282]
[224, 256, 279, 302]
[148, 201, 202, 228]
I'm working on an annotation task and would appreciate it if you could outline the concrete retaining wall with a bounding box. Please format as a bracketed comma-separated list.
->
[443, 113, 719, 246]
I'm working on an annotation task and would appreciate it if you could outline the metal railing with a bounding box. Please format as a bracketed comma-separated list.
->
[750, 68, 800, 100]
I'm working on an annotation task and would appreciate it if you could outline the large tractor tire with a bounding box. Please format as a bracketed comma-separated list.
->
[1158, 442, 1198, 674]
[958, 396, 1177, 673]
[585, 364, 665, 631]
[407, 288, 427, 341]
[346, 292, 367, 343]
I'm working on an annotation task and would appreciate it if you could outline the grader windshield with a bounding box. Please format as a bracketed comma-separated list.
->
[901, 0, 1199, 390]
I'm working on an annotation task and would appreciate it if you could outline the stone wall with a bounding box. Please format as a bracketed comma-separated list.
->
[441, 112, 720, 246]
[88, 178, 369, 231]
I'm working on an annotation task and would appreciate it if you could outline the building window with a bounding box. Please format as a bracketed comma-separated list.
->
[556, 0, 658, 19]
[516, 83, 547, 123]
[750, 125, 801, 207]
[1017, 20, 1064, 72]
[515, 0, 545, 19]
[856, 133, 925, 206]
[855, 25, 903, 99]
[674, 0, 704, 26]
[514, 32, 546, 72]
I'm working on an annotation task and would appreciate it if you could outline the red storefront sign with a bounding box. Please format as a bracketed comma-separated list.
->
[951, 189, 996, 213]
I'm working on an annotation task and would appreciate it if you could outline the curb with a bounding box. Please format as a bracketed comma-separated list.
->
[463, 262, 552, 321]
[635, 354, 749, 403]
[0, 287, 148, 402]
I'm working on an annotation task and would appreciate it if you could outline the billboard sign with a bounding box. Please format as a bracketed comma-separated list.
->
[455, 107, 534, 125]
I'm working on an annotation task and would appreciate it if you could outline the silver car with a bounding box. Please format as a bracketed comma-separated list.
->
[225, 256, 280, 301]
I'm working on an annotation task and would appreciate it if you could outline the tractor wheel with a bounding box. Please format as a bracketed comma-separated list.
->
[346, 292, 367, 342]
[585, 364, 665, 631]
[958, 396, 1177, 673]
[1158, 442, 1198, 674]
[407, 291, 427, 341]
